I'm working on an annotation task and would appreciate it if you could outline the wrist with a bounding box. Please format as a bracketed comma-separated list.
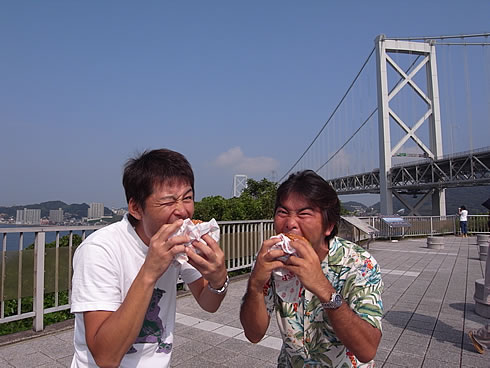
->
[208, 274, 229, 295]
[247, 275, 269, 295]
[315, 279, 336, 304]
[208, 270, 228, 289]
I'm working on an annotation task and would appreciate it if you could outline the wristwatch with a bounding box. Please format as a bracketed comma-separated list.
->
[207, 275, 229, 295]
[322, 292, 343, 309]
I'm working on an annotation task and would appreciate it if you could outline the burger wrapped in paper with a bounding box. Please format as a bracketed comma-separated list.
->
[171, 218, 220, 264]
[269, 233, 310, 262]
[269, 233, 309, 302]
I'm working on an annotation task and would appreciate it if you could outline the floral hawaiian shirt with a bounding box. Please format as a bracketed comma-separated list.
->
[263, 236, 384, 368]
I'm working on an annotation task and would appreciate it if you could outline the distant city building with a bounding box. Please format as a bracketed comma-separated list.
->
[16, 208, 41, 225]
[49, 208, 64, 224]
[112, 208, 127, 216]
[88, 202, 104, 219]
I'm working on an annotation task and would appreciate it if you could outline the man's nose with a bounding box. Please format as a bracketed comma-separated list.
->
[173, 199, 187, 215]
[284, 215, 299, 231]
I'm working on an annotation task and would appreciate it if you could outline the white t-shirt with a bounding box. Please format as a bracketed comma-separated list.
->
[460, 209, 468, 221]
[70, 215, 202, 367]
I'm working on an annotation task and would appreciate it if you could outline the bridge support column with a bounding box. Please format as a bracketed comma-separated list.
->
[432, 188, 446, 216]
[376, 34, 393, 216]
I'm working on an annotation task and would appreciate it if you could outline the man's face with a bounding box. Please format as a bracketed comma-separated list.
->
[274, 191, 333, 251]
[131, 179, 194, 245]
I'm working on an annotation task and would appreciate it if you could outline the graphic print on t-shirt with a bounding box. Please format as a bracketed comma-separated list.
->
[127, 288, 172, 354]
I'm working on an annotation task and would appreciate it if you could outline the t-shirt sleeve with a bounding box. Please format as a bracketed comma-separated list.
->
[70, 242, 122, 313]
[180, 261, 202, 285]
[343, 250, 384, 331]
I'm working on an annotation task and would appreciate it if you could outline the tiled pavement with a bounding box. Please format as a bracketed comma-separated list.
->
[0, 235, 488, 367]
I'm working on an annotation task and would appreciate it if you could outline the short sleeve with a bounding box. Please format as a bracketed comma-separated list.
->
[71, 242, 122, 313]
[263, 277, 276, 316]
[180, 261, 202, 285]
[343, 250, 384, 331]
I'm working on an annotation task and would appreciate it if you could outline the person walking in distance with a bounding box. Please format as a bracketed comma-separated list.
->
[459, 205, 468, 237]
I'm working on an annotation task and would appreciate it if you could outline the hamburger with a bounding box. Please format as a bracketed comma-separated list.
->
[283, 233, 309, 244]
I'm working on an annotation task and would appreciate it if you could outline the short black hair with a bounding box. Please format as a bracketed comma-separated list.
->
[275, 170, 340, 242]
[123, 149, 194, 222]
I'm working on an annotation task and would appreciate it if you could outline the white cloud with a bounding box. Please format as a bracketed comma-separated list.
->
[213, 147, 279, 175]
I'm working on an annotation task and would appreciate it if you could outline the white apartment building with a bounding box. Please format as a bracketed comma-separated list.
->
[49, 208, 64, 223]
[88, 202, 104, 219]
[16, 208, 41, 225]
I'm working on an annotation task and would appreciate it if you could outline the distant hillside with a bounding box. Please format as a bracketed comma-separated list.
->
[0, 201, 113, 219]
[370, 186, 490, 215]
[342, 201, 368, 214]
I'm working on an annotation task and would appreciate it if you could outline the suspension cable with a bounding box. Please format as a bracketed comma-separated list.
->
[436, 42, 490, 46]
[385, 33, 490, 41]
[278, 47, 376, 182]
[315, 108, 377, 173]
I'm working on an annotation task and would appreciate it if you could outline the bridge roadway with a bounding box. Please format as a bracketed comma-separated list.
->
[329, 147, 490, 195]
[0, 235, 488, 367]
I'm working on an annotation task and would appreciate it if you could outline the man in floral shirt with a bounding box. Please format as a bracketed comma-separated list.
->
[240, 170, 383, 367]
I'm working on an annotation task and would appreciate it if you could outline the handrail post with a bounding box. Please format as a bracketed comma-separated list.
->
[430, 217, 433, 235]
[33, 232, 45, 331]
[259, 221, 264, 245]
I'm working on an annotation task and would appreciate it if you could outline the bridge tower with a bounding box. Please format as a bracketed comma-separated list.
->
[375, 35, 446, 216]
[233, 174, 248, 197]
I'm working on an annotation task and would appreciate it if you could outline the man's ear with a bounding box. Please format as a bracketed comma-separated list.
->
[128, 198, 143, 220]
[324, 223, 335, 237]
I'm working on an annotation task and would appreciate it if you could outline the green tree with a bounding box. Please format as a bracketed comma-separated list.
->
[194, 196, 228, 222]
[194, 178, 278, 221]
[194, 177, 351, 221]
[241, 178, 278, 219]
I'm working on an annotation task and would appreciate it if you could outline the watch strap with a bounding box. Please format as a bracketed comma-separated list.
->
[207, 275, 229, 295]
[322, 292, 342, 309]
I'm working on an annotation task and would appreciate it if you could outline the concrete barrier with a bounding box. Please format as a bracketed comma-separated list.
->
[474, 242, 490, 318]
[480, 244, 489, 262]
[427, 236, 444, 249]
[477, 233, 490, 245]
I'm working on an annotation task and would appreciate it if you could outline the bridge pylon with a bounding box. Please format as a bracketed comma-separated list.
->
[375, 35, 446, 216]
[233, 174, 248, 197]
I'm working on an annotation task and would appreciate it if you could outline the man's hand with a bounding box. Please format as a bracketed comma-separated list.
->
[141, 219, 189, 283]
[248, 238, 287, 293]
[283, 238, 334, 300]
[185, 233, 227, 287]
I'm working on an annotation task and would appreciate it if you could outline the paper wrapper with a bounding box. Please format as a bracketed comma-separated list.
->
[171, 218, 220, 265]
[269, 234, 302, 303]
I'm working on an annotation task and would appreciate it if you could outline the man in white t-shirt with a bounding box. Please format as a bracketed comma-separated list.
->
[70, 149, 229, 367]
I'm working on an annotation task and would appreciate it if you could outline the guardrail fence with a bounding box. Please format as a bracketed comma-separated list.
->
[0, 215, 488, 332]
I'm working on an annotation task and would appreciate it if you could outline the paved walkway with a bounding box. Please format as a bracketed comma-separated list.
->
[0, 235, 488, 367]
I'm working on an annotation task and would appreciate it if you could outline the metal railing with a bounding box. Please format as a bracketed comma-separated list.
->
[0, 215, 488, 332]
[0, 221, 274, 332]
[367, 215, 490, 239]
[0, 226, 103, 331]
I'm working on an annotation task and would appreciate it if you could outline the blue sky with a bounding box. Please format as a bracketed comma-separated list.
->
[1, 1, 489, 208]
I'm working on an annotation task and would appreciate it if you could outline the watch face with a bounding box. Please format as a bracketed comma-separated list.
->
[333, 294, 342, 307]
[323, 293, 342, 309]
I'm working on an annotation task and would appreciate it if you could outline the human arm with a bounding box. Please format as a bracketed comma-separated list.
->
[284, 239, 382, 362]
[82, 220, 190, 368]
[240, 238, 286, 343]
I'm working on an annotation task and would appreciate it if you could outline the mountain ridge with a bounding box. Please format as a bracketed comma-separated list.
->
[0, 201, 112, 219]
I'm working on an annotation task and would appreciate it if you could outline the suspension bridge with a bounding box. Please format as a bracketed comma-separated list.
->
[279, 33, 490, 216]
